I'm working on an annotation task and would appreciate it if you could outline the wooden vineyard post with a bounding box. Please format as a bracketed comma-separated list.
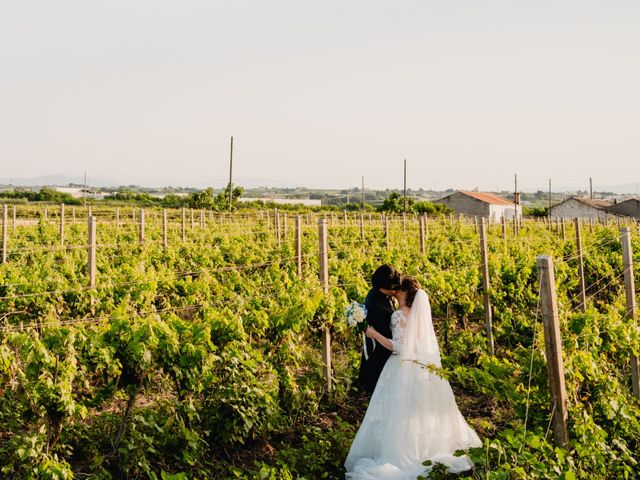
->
[424, 215, 429, 239]
[621, 227, 640, 399]
[537, 255, 570, 448]
[162, 209, 168, 251]
[282, 213, 287, 239]
[1, 204, 7, 264]
[343, 210, 347, 225]
[115, 207, 120, 229]
[296, 215, 302, 278]
[402, 212, 407, 234]
[479, 218, 495, 355]
[88, 206, 92, 218]
[88, 216, 97, 288]
[200, 210, 205, 228]
[561, 218, 566, 242]
[360, 212, 365, 241]
[575, 218, 586, 312]
[501, 216, 507, 240]
[383, 215, 389, 249]
[474, 216, 478, 234]
[318, 218, 332, 392]
[275, 210, 281, 245]
[589, 218, 594, 233]
[59, 204, 65, 246]
[181, 208, 186, 242]
[419, 214, 426, 254]
[190, 209, 194, 229]
[139, 208, 145, 245]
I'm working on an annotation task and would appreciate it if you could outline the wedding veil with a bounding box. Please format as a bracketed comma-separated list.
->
[399, 289, 441, 369]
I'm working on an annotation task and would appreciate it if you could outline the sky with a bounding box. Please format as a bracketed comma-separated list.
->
[1, 1, 639, 192]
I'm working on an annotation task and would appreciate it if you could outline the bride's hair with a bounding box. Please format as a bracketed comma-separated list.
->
[400, 276, 421, 307]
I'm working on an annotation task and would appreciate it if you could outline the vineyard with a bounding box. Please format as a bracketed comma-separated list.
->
[1, 206, 640, 479]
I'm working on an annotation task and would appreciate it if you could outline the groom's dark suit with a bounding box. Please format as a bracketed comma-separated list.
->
[358, 288, 395, 394]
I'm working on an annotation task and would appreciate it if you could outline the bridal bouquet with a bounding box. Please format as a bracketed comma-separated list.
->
[345, 300, 368, 334]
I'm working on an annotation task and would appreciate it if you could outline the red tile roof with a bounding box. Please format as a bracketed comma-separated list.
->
[460, 191, 515, 206]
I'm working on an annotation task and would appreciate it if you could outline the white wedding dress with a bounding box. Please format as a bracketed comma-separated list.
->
[345, 290, 482, 480]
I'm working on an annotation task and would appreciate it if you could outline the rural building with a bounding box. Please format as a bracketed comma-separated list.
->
[549, 197, 613, 220]
[606, 197, 640, 220]
[435, 191, 521, 223]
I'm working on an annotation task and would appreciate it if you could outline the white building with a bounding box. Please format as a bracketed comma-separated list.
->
[606, 197, 640, 220]
[549, 197, 613, 220]
[436, 191, 521, 223]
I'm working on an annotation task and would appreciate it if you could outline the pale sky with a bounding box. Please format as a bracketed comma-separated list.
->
[1, 1, 639, 191]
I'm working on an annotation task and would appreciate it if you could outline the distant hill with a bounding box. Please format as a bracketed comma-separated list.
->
[0, 175, 119, 188]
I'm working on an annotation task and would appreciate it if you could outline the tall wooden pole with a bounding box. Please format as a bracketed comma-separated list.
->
[537, 255, 569, 448]
[575, 218, 586, 312]
[479, 218, 494, 355]
[361, 176, 365, 210]
[621, 227, 640, 399]
[318, 219, 332, 392]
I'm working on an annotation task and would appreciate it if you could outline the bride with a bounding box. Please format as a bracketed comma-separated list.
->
[345, 277, 482, 479]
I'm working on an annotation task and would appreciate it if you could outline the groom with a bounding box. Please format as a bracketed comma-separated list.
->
[358, 264, 402, 394]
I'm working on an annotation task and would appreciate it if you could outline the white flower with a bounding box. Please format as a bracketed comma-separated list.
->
[352, 307, 366, 323]
[345, 300, 367, 329]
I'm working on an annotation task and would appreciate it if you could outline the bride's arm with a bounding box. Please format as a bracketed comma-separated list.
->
[365, 326, 394, 352]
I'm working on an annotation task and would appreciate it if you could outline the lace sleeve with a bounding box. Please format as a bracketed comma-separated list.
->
[390, 310, 407, 355]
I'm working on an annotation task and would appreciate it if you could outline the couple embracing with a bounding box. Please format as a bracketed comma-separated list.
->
[345, 265, 482, 479]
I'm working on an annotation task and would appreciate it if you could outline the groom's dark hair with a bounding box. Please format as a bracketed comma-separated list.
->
[371, 264, 402, 290]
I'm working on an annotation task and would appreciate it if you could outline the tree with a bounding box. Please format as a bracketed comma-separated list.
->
[188, 188, 217, 209]
[215, 185, 244, 210]
[378, 192, 414, 213]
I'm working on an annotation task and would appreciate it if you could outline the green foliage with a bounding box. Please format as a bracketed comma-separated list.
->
[0, 187, 82, 205]
[1, 211, 639, 478]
